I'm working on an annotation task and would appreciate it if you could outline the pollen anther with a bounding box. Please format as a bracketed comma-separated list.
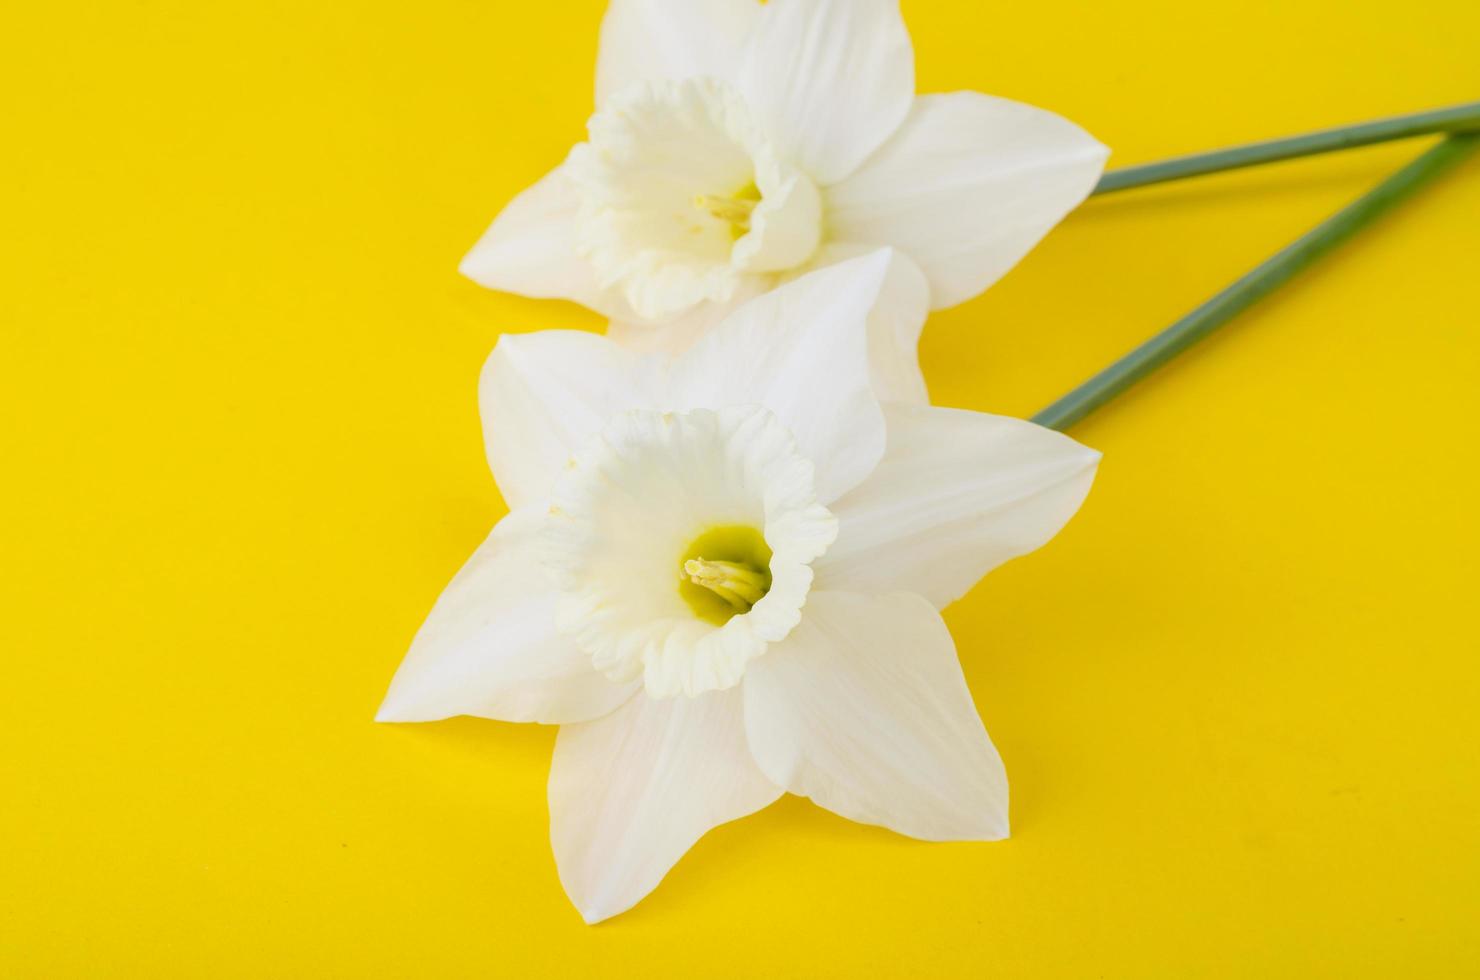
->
[693, 192, 757, 230]
[684, 557, 769, 611]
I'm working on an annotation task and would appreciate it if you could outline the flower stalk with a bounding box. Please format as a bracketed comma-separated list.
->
[1093, 100, 1480, 195]
[1034, 132, 1480, 432]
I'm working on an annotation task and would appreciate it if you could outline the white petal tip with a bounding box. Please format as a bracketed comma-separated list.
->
[880, 812, 1010, 844]
[373, 691, 437, 724]
[565, 883, 637, 925]
[373, 702, 408, 723]
[458, 247, 497, 289]
[577, 905, 613, 926]
[924, 815, 1010, 843]
[862, 245, 898, 273]
[456, 252, 477, 282]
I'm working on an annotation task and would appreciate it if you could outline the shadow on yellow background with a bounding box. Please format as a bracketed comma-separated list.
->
[3, 0, 1477, 975]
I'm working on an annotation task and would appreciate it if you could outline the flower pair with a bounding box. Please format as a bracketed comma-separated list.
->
[380, 0, 1109, 923]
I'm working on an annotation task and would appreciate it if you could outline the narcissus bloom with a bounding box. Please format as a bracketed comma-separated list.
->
[378, 252, 1100, 923]
[462, 0, 1109, 361]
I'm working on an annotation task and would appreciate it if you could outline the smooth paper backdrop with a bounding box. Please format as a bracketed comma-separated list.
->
[3, 0, 1478, 975]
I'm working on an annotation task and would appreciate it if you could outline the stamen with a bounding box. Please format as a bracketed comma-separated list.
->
[693, 190, 758, 230]
[684, 557, 768, 612]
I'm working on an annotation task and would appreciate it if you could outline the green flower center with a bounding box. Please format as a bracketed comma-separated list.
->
[678, 524, 773, 625]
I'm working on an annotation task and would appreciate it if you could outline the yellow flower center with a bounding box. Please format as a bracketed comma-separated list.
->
[678, 524, 773, 624]
[693, 182, 761, 239]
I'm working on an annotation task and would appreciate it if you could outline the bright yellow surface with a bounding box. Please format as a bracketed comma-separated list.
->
[4, 1, 1478, 975]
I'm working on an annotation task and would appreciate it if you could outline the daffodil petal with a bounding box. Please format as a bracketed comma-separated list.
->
[549, 687, 782, 923]
[611, 247, 928, 405]
[742, 590, 1009, 841]
[666, 250, 892, 504]
[459, 161, 629, 318]
[815, 404, 1100, 607]
[603, 276, 767, 354]
[827, 92, 1109, 310]
[738, 0, 915, 185]
[376, 508, 637, 725]
[799, 243, 930, 405]
[861, 246, 931, 405]
[595, 0, 762, 108]
[479, 331, 664, 510]
[605, 315, 710, 355]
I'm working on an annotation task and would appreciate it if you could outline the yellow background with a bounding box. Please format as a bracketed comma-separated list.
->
[4, 0, 1478, 975]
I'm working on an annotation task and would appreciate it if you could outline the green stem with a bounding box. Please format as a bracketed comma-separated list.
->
[1033, 133, 1479, 432]
[1093, 101, 1480, 195]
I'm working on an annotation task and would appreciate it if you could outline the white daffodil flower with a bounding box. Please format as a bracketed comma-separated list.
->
[378, 251, 1100, 923]
[460, 0, 1110, 398]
